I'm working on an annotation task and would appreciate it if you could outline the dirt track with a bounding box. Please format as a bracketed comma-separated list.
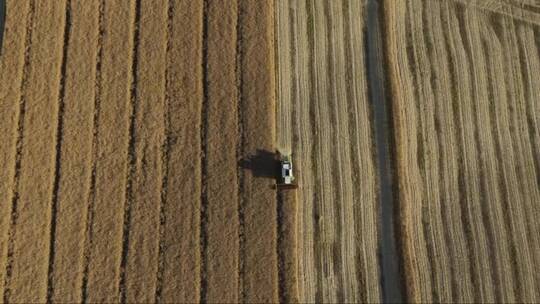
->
[276, 1, 381, 302]
[385, 1, 540, 302]
[0, 0, 279, 303]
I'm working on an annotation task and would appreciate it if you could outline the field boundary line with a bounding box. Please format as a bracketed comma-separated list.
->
[46, 0, 72, 301]
[118, 0, 142, 301]
[2, 1, 35, 301]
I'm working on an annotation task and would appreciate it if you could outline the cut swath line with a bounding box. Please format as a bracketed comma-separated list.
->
[235, 1, 245, 302]
[119, 0, 141, 301]
[46, 0, 72, 301]
[2, 1, 35, 301]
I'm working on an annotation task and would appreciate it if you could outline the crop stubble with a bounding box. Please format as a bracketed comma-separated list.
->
[276, 0, 381, 302]
[385, 1, 540, 302]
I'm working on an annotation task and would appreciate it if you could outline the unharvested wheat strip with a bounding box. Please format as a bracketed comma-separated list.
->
[48, 1, 99, 302]
[408, 2, 453, 301]
[465, 13, 516, 302]
[426, 2, 474, 301]
[123, 0, 167, 302]
[486, 20, 538, 302]
[386, 2, 432, 301]
[158, 1, 203, 302]
[290, 1, 317, 302]
[346, 1, 380, 302]
[203, 1, 240, 302]
[445, 4, 495, 302]
[311, 1, 338, 301]
[239, 1, 278, 302]
[276, 0, 292, 153]
[327, 1, 358, 301]
[84, 1, 135, 302]
[0, 0, 30, 298]
[3, 1, 67, 302]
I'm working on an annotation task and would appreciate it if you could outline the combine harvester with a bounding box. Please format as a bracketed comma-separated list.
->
[277, 153, 298, 190]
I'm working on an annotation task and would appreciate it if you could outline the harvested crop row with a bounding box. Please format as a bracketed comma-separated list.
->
[276, 0, 380, 302]
[385, 1, 540, 302]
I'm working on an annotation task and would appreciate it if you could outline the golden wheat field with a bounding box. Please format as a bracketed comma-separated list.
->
[0, 0, 539, 303]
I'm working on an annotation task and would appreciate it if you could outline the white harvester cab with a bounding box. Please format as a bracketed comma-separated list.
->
[281, 155, 294, 185]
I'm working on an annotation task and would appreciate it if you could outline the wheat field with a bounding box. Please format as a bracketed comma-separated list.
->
[386, 0, 540, 302]
[276, 1, 381, 302]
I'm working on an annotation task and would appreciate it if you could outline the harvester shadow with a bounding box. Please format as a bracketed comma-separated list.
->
[239, 149, 280, 184]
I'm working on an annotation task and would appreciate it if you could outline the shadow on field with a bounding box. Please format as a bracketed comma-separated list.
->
[239, 149, 280, 180]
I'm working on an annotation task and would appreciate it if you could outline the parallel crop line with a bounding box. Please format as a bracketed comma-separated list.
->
[328, 1, 358, 301]
[429, 2, 474, 301]
[450, 4, 495, 301]
[303, 1, 324, 301]
[516, 27, 540, 282]
[453, 0, 540, 26]
[2, 2, 35, 301]
[46, 0, 72, 301]
[467, 13, 514, 302]
[322, 2, 345, 302]
[410, 1, 453, 301]
[291, 1, 318, 301]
